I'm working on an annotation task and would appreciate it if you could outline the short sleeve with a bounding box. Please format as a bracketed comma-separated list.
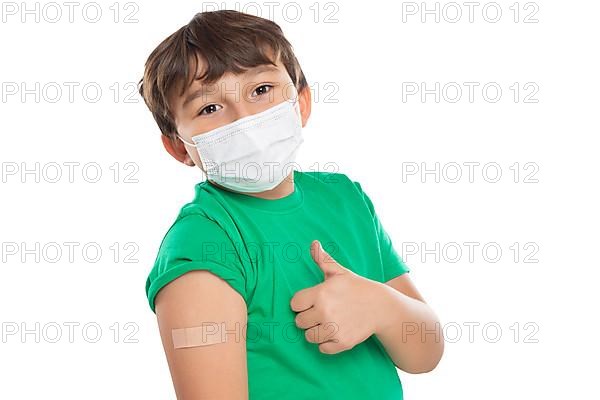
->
[353, 181, 410, 281]
[145, 214, 247, 314]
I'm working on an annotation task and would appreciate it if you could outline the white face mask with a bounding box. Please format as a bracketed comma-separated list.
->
[178, 98, 304, 193]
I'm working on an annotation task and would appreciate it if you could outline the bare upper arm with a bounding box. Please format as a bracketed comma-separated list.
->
[385, 273, 426, 304]
[154, 270, 249, 400]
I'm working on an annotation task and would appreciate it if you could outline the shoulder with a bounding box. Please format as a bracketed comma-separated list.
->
[156, 212, 228, 253]
[145, 208, 246, 314]
[297, 170, 363, 193]
[299, 171, 376, 218]
[297, 171, 368, 206]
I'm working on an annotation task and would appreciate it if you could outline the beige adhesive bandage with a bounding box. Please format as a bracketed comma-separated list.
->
[172, 325, 228, 349]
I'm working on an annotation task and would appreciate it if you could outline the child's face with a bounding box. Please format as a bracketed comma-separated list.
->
[162, 52, 311, 170]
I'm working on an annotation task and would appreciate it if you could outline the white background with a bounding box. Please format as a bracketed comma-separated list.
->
[1, 1, 599, 398]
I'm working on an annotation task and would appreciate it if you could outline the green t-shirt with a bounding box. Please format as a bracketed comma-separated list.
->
[145, 170, 410, 399]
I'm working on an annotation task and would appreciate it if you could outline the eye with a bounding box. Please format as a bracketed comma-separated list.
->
[198, 104, 222, 116]
[252, 84, 274, 97]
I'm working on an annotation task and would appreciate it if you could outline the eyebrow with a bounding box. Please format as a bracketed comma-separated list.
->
[182, 64, 280, 108]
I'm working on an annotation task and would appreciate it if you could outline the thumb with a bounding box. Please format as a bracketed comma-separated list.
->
[310, 240, 345, 279]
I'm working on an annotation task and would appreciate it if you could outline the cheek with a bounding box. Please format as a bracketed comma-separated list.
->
[189, 151, 204, 171]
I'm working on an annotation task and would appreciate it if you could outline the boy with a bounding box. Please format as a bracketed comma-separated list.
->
[139, 10, 443, 400]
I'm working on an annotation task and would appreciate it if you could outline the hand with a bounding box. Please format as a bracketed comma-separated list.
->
[290, 240, 385, 354]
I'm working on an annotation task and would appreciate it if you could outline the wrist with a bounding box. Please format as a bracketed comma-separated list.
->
[368, 280, 403, 336]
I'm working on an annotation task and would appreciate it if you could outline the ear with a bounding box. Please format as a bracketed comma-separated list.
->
[161, 134, 196, 167]
[297, 85, 312, 128]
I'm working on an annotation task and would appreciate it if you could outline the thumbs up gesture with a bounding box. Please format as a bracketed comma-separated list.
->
[290, 240, 386, 354]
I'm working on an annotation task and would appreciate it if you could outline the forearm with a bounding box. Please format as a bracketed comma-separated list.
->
[372, 282, 444, 374]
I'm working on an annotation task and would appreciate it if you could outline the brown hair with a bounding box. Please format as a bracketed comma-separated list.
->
[137, 10, 308, 139]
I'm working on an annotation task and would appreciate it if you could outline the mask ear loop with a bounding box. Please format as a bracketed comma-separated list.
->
[290, 94, 302, 123]
[177, 134, 196, 147]
[286, 90, 301, 119]
[176, 134, 211, 173]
